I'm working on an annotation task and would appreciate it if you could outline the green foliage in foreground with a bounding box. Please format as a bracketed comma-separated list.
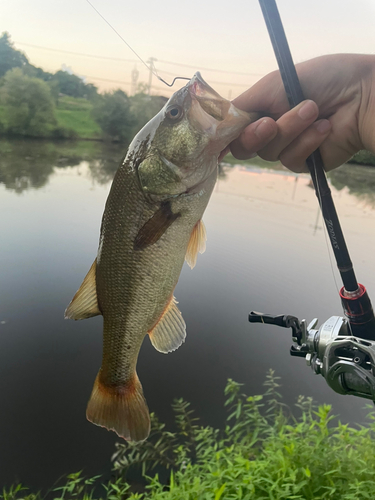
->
[3, 371, 375, 500]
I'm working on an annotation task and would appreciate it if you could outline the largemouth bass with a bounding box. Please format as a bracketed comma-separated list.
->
[65, 73, 257, 442]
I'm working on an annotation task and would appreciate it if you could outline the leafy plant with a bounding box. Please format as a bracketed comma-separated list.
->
[5, 371, 375, 499]
[0, 68, 56, 137]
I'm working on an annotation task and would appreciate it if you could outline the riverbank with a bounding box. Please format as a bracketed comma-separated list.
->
[4, 375, 375, 499]
[0, 96, 374, 166]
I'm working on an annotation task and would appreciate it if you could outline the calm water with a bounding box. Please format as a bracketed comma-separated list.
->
[1, 138, 375, 489]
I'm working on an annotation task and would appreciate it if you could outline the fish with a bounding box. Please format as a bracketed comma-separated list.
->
[65, 73, 257, 442]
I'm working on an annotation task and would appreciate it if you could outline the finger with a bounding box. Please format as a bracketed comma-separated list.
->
[258, 100, 319, 162]
[278, 119, 332, 173]
[230, 117, 278, 160]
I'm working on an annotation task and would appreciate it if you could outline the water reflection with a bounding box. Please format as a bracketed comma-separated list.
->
[329, 164, 375, 207]
[0, 139, 126, 192]
[1, 140, 375, 491]
[2, 138, 375, 205]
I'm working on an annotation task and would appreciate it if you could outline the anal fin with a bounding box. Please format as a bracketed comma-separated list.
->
[148, 296, 186, 353]
[185, 219, 207, 269]
[65, 259, 101, 320]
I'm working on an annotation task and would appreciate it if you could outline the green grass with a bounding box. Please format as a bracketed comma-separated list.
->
[57, 96, 94, 112]
[55, 108, 101, 139]
[4, 371, 375, 500]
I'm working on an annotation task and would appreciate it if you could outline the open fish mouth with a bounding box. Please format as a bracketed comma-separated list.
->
[188, 72, 231, 122]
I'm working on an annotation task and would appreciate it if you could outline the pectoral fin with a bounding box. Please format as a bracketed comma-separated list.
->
[134, 201, 180, 250]
[65, 259, 101, 320]
[148, 295, 186, 353]
[185, 220, 207, 269]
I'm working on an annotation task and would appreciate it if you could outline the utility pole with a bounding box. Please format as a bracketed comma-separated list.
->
[131, 65, 139, 96]
[147, 57, 157, 95]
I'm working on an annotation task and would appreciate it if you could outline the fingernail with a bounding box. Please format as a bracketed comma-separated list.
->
[314, 119, 331, 134]
[297, 100, 317, 121]
[254, 119, 273, 139]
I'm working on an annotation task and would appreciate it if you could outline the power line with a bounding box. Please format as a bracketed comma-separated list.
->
[158, 68, 256, 87]
[14, 40, 263, 77]
[83, 74, 251, 94]
[158, 59, 263, 77]
[14, 41, 137, 63]
[83, 75, 133, 85]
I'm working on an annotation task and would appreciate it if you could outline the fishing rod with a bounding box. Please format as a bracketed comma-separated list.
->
[249, 0, 375, 402]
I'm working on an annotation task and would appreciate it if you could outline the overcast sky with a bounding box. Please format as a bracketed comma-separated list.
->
[2, 0, 375, 98]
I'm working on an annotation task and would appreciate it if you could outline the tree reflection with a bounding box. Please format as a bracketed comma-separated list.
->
[87, 143, 126, 185]
[0, 139, 125, 193]
[329, 164, 375, 206]
[0, 139, 58, 193]
[3, 139, 374, 201]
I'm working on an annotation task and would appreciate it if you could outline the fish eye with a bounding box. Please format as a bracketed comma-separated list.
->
[166, 106, 183, 121]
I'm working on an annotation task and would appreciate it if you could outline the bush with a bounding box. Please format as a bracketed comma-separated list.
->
[1, 68, 56, 137]
[50, 125, 79, 140]
[91, 90, 134, 142]
[4, 371, 375, 500]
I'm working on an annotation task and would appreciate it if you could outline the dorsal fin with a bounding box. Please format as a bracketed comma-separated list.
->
[65, 259, 101, 320]
[148, 295, 186, 353]
[185, 220, 207, 269]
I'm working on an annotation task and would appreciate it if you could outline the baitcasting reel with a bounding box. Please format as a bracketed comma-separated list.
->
[249, 310, 375, 402]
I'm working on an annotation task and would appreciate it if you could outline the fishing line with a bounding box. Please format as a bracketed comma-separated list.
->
[85, 0, 190, 88]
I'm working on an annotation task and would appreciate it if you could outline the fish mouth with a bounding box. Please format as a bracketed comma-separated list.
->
[187, 72, 231, 122]
[185, 72, 258, 156]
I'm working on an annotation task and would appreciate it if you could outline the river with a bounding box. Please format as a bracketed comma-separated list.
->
[1, 138, 375, 490]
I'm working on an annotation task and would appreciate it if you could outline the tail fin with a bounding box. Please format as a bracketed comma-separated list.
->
[86, 371, 150, 442]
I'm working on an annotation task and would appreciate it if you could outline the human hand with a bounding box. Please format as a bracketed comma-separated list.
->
[230, 54, 375, 172]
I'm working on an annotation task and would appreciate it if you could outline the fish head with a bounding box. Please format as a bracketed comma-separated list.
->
[133, 73, 258, 198]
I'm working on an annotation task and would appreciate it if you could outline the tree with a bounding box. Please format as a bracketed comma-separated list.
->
[51, 70, 97, 99]
[0, 32, 28, 77]
[23, 64, 53, 82]
[1, 68, 56, 136]
[129, 92, 165, 137]
[91, 89, 134, 142]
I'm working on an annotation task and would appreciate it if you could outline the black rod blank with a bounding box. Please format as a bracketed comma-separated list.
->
[258, 0, 358, 292]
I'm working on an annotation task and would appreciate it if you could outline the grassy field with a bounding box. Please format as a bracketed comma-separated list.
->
[0, 96, 101, 140]
[54, 96, 101, 139]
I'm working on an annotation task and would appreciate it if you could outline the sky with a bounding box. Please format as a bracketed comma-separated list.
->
[2, 0, 375, 99]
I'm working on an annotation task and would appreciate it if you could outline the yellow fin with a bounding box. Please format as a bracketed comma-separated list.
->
[86, 371, 150, 442]
[65, 259, 101, 320]
[148, 296, 186, 353]
[185, 220, 207, 269]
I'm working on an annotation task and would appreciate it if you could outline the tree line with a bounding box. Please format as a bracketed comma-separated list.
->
[0, 32, 165, 141]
